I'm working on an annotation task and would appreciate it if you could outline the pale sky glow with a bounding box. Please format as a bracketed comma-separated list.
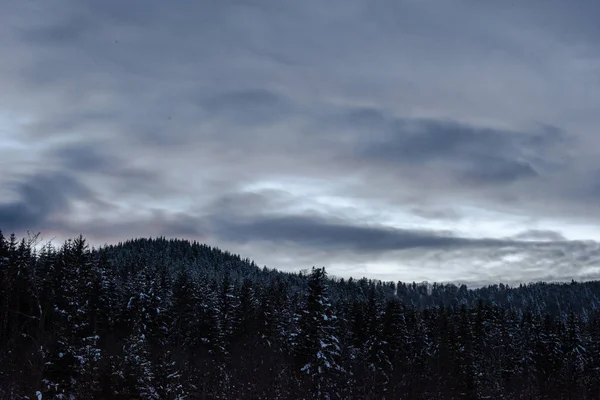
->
[3, 0, 600, 285]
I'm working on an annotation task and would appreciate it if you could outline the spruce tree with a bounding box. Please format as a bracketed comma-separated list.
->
[294, 267, 343, 400]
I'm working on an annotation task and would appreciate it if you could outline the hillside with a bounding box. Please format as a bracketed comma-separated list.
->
[1, 231, 599, 399]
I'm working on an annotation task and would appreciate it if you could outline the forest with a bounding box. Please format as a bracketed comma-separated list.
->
[1, 230, 600, 399]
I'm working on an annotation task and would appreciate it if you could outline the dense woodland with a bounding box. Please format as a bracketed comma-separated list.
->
[1, 231, 600, 399]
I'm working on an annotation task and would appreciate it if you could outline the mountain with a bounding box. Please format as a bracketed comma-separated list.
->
[1, 231, 599, 399]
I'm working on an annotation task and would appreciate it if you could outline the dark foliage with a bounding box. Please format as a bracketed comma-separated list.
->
[1, 231, 600, 399]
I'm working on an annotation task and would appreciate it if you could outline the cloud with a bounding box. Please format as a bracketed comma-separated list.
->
[409, 207, 462, 221]
[356, 117, 564, 184]
[510, 229, 567, 242]
[56, 211, 208, 243]
[2, 0, 600, 284]
[209, 213, 510, 253]
[0, 172, 93, 232]
[201, 89, 292, 126]
[48, 142, 161, 191]
[201, 196, 600, 285]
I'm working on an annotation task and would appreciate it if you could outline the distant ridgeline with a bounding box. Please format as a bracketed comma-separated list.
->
[1, 231, 600, 399]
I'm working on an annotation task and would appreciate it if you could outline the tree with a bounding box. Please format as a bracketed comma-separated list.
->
[293, 267, 343, 400]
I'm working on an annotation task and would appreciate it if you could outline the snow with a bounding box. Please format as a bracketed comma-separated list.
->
[36, 391, 42, 400]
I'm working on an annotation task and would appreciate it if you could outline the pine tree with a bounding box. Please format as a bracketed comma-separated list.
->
[514, 309, 539, 397]
[455, 304, 478, 399]
[230, 278, 260, 396]
[382, 298, 409, 396]
[562, 311, 587, 398]
[2, 232, 600, 398]
[361, 285, 392, 398]
[294, 267, 343, 400]
[0, 230, 8, 344]
[122, 265, 161, 399]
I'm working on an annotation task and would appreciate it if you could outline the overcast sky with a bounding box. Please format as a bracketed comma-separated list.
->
[2, 0, 600, 285]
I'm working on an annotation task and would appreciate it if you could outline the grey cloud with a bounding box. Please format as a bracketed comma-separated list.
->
[199, 189, 600, 283]
[52, 142, 119, 171]
[511, 229, 567, 242]
[25, 111, 118, 138]
[208, 212, 513, 253]
[410, 207, 462, 221]
[461, 155, 538, 184]
[201, 89, 291, 126]
[204, 206, 600, 285]
[3, 0, 600, 285]
[357, 118, 563, 184]
[46, 142, 168, 197]
[330, 107, 389, 131]
[50, 142, 157, 180]
[0, 172, 93, 232]
[58, 211, 208, 243]
[208, 189, 292, 215]
[20, 12, 96, 46]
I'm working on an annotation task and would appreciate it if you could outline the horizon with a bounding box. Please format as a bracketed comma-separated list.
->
[3, 1, 600, 285]
[7, 229, 591, 289]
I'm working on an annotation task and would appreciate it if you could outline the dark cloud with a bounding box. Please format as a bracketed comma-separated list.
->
[52, 142, 118, 171]
[50, 142, 157, 180]
[331, 107, 389, 131]
[20, 13, 96, 46]
[511, 229, 567, 242]
[56, 211, 208, 242]
[207, 189, 292, 215]
[461, 156, 538, 184]
[209, 212, 515, 253]
[44, 142, 169, 198]
[410, 207, 462, 221]
[357, 118, 562, 184]
[201, 89, 291, 126]
[202, 206, 600, 286]
[24, 111, 118, 138]
[0, 172, 93, 232]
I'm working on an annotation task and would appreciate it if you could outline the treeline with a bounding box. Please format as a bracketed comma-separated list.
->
[1, 231, 600, 399]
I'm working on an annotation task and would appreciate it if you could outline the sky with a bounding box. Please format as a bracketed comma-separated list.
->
[2, 0, 600, 286]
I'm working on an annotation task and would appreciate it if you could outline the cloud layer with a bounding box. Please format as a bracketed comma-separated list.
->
[3, 0, 600, 284]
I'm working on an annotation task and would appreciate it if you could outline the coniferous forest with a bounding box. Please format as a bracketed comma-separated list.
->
[2, 231, 600, 399]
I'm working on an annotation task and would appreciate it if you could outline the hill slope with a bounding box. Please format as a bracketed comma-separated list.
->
[1, 232, 599, 399]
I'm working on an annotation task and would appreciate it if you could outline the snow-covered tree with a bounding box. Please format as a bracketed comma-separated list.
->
[293, 267, 343, 399]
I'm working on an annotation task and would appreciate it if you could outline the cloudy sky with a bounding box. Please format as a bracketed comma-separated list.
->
[2, 0, 600, 285]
